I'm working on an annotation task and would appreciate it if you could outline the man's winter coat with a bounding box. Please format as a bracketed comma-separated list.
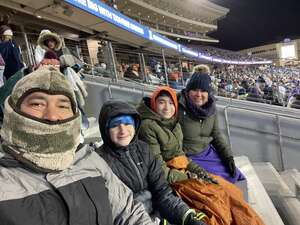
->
[96, 100, 190, 225]
[177, 91, 232, 160]
[0, 144, 155, 225]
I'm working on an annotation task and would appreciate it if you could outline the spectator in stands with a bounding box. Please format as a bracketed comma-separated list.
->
[96, 100, 208, 225]
[137, 86, 265, 225]
[145, 66, 160, 85]
[177, 73, 245, 183]
[37, 50, 60, 69]
[287, 94, 300, 109]
[0, 25, 23, 81]
[35, 29, 62, 65]
[124, 64, 141, 81]
[137, 86, 216, 184]
[256, 76, 265, 96]
[0, 67, 156, 225]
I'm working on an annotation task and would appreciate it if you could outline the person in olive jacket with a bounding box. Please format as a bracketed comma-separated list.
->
[177, 72, 245, 183]
[137, 86, 216, 185]
[96, 100, 207, 225]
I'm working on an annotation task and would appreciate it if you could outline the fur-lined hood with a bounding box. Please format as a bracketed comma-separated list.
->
[37, 29, 62, 51]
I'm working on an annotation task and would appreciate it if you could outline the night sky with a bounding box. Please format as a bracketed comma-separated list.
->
[208, 0, 300, 51]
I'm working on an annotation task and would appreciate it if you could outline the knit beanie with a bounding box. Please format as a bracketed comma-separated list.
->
[0, 25, 13, 36]
[150, 86, 178, 115]
[186, 72, 212, 93]
[107, 115, 135, 129]
[39, 50, 60, 68]
[1, 67, 81, 172]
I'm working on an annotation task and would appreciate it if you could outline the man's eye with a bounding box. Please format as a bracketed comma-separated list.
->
[30, 102, 44, 107]
[59, 105, 71, 109]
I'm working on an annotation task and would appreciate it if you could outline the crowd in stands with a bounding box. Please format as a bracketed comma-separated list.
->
[190, 45, 266, 62]
[0, 25, 267, 225]
[96, 59, 300, 109]
[211, 64, 300, 108]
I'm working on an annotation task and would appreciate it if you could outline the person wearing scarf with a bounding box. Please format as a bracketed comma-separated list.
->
[178, 72, 245, 183]
[138, 86, 265, 225]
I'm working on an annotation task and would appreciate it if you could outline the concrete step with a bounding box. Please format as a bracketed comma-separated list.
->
[253, 162, 300, 225]
[280, 169, 300, 200]
[235, 156, 284, 225]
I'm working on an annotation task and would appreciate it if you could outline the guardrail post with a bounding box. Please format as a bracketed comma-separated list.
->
[20, 26, 34, 66]
[138, 53, 147, 83]
[107, 81, 113, 99]
[178, 58, 184, 86]
[107, 41, 118, 82]
[161, 48, 169, 86]
[276, 115, 285, 171]
[224, 105, 233, 150]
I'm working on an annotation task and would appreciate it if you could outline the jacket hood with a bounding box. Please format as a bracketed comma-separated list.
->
[137, 97, 161, 121]
[137, 97, 177, 130]
[99, 100, 141, 149]
[37, 30, 62, 51]
[150, 86, 178, 115]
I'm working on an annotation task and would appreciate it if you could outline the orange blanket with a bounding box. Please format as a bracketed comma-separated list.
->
[171, 175, 265, 225]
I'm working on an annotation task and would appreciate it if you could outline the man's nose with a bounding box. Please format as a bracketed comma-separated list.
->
[42, 105, 60, 121]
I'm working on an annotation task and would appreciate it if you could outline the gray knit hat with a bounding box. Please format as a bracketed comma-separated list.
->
[10, 66, 77, 114]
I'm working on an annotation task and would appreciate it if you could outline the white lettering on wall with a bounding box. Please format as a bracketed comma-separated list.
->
[98, 5, 113, 19]
[87, 0, 98, 12]
[74, 0, 87, 7]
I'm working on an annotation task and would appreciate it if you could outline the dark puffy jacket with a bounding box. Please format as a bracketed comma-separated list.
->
[0, 144, 155, 225]
[96, 100, 190, 225]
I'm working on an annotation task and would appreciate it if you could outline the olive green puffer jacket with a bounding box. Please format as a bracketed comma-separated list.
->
[137, 97, 204, 184]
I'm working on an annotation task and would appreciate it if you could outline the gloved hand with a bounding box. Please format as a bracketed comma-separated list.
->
[159, 219, 171, 225]
[225, 156, 236, 177]
[187, 162, 218, 184]
[184, 212, 208, 225]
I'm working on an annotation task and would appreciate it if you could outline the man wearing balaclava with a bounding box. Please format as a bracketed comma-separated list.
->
[0, 66, 156, 225]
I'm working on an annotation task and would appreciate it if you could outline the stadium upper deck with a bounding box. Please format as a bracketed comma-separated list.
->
[114, 0, 229, 43]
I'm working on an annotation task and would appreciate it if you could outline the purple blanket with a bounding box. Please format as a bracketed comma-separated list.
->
[189, 145, 245, 183]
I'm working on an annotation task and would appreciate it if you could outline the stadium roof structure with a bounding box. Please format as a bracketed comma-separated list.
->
[0, 0, 271, 65]
[116, 0, 229, 43]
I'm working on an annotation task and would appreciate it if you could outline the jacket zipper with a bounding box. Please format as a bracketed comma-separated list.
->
[125, 151, 144, 190]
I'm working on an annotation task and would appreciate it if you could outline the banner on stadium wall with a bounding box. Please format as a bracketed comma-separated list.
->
[64, 0, 272, 65]
[64, 0, 180, 51]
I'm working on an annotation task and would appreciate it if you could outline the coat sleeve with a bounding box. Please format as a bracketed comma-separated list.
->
[210, 114, 233, 160]
[139, 122, 188, 183]
[34, 45, 45, 65]
[94, 154, 156, 225]
[144, 142, 190, 225]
